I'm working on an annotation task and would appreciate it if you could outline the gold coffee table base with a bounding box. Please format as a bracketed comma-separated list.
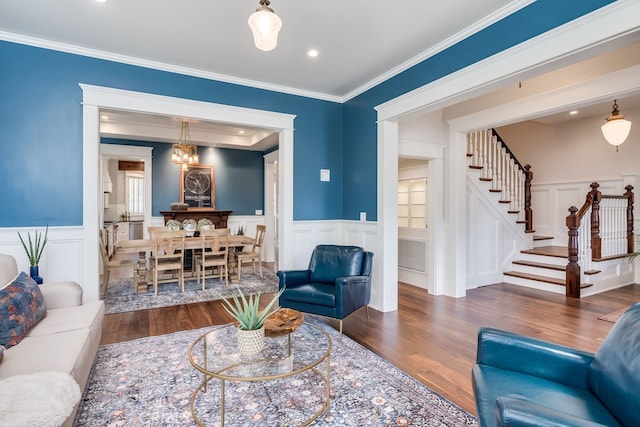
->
[188, 323, 332, 427]
[189, 363, 330, 427]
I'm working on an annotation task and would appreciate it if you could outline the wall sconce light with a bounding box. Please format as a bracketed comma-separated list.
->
[601, 100, 632, 151]
[248, 0, 282, 51]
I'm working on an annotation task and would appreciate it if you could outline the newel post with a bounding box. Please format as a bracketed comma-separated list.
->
[589, 182, 602, 260]
[566, 206, 581, 298]
[524, 164, 533, 233]
[625, 185, 634, 253]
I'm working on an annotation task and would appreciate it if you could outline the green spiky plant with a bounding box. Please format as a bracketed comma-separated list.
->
[18, 225, 49, 266]
[220, 285, 285, 330]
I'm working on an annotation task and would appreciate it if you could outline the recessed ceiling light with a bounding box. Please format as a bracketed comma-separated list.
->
[238, 130, 246, 135]
[100, 115, 109, 120]
[307, 49, 319, 58]
[95, 0, 107, 3]
[569, 110, 579, 115]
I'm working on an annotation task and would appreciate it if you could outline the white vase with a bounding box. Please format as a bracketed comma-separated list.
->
[237, 326, 265, 356]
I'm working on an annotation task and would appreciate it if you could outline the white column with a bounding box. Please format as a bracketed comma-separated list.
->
[82, 104, 101, 302]
[376, 119, 399, 312]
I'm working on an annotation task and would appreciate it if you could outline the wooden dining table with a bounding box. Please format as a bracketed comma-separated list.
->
[117, 234, 256, 293]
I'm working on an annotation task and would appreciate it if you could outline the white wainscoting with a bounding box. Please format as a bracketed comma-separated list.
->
[466, 174, 531, 289]
[531, 178, 629, 245]
[1, 219, 383, 308]
[289, 220, 383, 310]
[0, 226, 86, 292]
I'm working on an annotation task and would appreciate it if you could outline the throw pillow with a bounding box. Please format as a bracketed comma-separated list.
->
[0, 272, 47, 348]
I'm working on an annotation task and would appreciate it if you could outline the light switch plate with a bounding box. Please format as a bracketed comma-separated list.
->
[320, 169, 330, 182]
[360, 212, 366, 221]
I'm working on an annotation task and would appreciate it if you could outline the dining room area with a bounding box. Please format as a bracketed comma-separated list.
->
[99, 218, 277, 315]
[97, 109, 280, 315]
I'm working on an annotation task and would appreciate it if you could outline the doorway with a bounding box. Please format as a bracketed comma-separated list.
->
[81, 84, 296, 302]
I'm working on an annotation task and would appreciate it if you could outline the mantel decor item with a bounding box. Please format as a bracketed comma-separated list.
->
[220, 285, 285, 356]
[180, 164, 215, 210]
[170, 202, 189, 211]
[17, 225, 48, 284]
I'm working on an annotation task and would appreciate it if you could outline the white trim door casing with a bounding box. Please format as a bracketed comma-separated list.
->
[100, 143, 153, 238]
[81, 84, 296, 302]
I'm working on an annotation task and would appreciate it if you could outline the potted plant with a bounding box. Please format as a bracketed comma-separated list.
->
[220, 285, 285, 356]
[17, 225, 48, 284]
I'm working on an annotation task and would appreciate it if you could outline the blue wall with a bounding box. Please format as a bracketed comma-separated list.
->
[101, 138, 265, 216]
[0, 0, 613, 227]
[0, 42, 342, 226]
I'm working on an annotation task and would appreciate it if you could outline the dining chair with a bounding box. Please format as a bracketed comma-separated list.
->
[98, 230, 138, 297]
[150, 229, 186, 296]
[195, 228, 230, 289]
[147, 226, 167, 238]
[237, 224, 265, 280]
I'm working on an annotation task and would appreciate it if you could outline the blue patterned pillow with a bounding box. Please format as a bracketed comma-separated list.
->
[0, 272, 47, 348]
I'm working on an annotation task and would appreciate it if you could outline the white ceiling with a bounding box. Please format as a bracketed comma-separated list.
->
[0, 0, 527, 100]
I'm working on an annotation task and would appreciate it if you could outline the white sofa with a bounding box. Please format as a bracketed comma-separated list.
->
[0, 254, 104, 427]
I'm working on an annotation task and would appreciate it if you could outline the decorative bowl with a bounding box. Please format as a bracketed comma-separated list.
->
[265, 308, 304, 337]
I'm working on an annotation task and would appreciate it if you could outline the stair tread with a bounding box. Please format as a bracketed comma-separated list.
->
[504, 271, 565, 286]
[521, 245, 567, 258]
[504, 271, 592, 289]
[512, 260, 565, 271]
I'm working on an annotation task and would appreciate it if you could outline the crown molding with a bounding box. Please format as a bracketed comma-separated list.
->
[341, 0, 536, 102]
[0, 31, 342, 104]
[1, 0, 533, 105]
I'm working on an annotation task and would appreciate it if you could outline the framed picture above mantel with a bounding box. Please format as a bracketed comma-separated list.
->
[180, 164, 215, 210]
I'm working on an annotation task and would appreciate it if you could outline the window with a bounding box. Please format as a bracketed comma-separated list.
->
[126, 172, 145, 216]
[398, 179, 426, 229]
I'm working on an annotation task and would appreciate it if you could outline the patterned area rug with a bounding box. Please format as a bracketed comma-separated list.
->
[74, 318, 477, 426]
[597, 305, 631, 323]
[104, 269, 279, 314]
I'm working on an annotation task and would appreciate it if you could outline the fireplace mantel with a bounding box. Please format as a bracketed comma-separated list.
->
[160, 209, 232, 229]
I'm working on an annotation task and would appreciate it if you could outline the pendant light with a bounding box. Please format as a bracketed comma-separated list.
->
[248, 0, 282, 51]
[171, 122, 199, 170]
[601, 100, 632, 151]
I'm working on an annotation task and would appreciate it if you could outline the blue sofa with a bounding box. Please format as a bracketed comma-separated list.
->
[277, 245, 373, 335]
[472, 302, 640, 427]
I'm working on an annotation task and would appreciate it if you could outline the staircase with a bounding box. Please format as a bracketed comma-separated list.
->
[503, 242, 594, 295]
[465, 129, 633, 297]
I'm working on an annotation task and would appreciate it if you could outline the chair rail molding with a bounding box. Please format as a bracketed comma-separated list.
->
[0, 226, 84, 286]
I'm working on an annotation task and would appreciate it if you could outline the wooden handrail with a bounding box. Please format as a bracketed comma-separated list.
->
[491, 129, 533, 232]
[492, 129, 526, 173]
[566, 182, 634, 298]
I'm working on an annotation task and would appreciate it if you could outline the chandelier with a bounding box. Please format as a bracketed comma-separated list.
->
[171, 122, 199, 170]
[601, 100, 632, 152]
[248, 0, 282, 51]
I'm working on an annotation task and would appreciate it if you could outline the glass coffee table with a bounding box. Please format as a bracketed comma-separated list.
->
[188, 322, 332, 426]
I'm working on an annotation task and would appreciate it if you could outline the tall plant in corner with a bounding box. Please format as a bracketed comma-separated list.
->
[18, 225, 48, 284]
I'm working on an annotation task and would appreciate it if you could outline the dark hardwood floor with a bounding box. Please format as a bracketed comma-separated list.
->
[101, 277, 640, 415]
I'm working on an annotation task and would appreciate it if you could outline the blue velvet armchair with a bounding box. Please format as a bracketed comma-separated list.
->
[277, 245, 373, 335]
[472, 302, 640, 427]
